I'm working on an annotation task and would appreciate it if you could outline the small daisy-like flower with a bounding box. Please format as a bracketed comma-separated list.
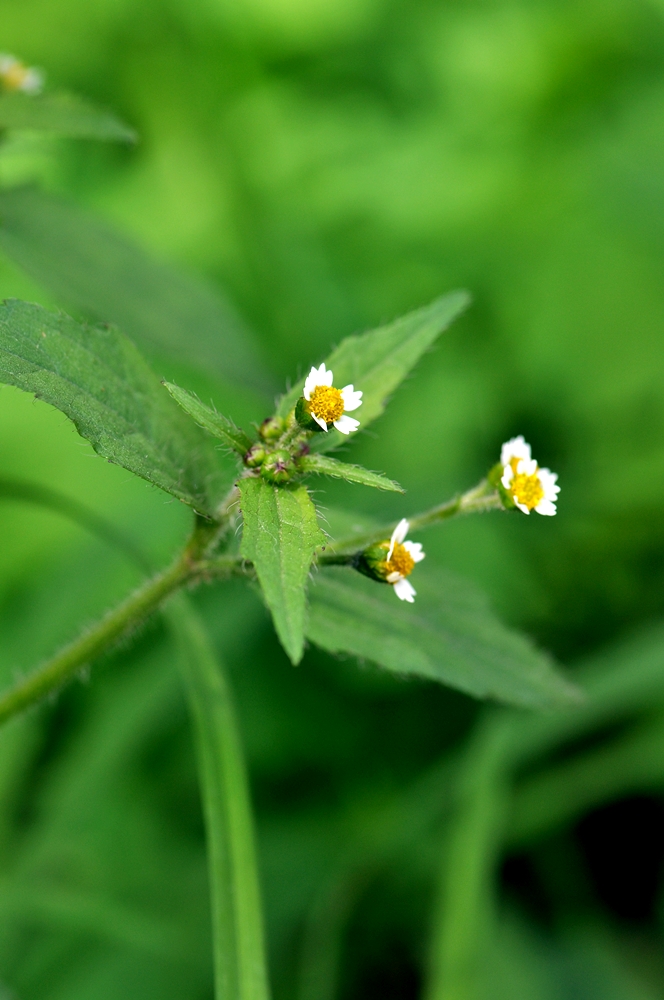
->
[303, 363, 362, 435]
[384, 518, 425, 602]
[500, 436, 559, 516]
[0, 54, 43, 95]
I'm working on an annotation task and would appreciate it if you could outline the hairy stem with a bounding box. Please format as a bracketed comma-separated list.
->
[0, 517, 229, 726]
[318, 480, 503, 560]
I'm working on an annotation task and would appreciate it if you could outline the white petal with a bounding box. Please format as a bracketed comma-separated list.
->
[340, 385, 363, 412]
[303, 366, 318, 400]
[501, 466, 514, 489]
[517, 458, 538, 476]
[403, 540, 425, 562]
[0, 55, 15, 73]
[312, 412, 328, 432]
[303, 363, 333, 400]
[534, 498, 557, 516]
[500, 436, 531, 467]
[393, 577, 416, 602]
[538, 468, 560, 500]
[386, 571, 402, 583]
[388, 518, 409, 560]
[515, 501, 530, 514]
[333, 414, 359, 435]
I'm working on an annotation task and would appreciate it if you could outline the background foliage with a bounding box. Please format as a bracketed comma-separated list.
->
[1, 0, 664, 996]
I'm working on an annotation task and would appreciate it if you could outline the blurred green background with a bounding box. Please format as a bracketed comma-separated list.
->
[2, 0, 664, 997]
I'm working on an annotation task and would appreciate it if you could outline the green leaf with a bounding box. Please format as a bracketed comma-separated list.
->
[0, 186, 273, 393]
[168, 595, 270, 1000]
[298, 452, 403, 493]
[239, 477, 325, 664]
[0, 299, 230, 516]
[0, 92, 136, 141]
[164, 382, 253, 455]
[277, 291, 470, 450]
[307, 567, 581, 709]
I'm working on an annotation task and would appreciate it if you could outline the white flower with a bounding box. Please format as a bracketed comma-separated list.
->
[500, 435, 531, 469]
[385, 518, 425, 602]
[0, 54, 43, 94]
[500, 438, 560, 516]
[302, 363, 362, 434]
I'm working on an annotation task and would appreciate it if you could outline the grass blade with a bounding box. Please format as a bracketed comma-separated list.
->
[169, 594, 270, 1000]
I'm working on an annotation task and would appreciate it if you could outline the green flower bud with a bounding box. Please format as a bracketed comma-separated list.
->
[487, 461, 516, 510]
[295, 396, 325, 433]
[244, 443, 266, 468]
[261, 449, 294, 485]
[356, 541, 390, 582]
[258, 416, 286, 442]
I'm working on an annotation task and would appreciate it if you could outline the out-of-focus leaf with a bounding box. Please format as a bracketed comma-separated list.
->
[169, 595, 270, 1000]
[0, 187, 273, 393]
[0, 92, 135, 141]
[307, 567, 580, 709]
[508, 713, 664, 847]
[299, 453, 403, 493]
[277, 292, 470, 451]
[164, 382, 253, 455]
[425, 716, 513, 1000]
[0, 299, 230, 515]
[239, 477, 324, 664]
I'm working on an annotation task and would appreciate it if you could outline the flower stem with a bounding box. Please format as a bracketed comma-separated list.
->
[318, 480, 503, 561]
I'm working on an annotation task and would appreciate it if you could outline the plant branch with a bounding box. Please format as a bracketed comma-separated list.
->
[318, 479, 503, 560]
[0, 517, 234, 726]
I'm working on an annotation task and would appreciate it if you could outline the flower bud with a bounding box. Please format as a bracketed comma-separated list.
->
[244, 443, 266, 468]
[356, 541, 390, 582]
[258, 416, 286, 442]
[295, 396, 325, 433]
[487, 461, 516, 510]
[261, 449, 294, 485]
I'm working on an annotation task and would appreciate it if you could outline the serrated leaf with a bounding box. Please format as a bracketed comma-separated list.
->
[277, 291, 469, 450]
[164, 382, 253, 455]
[299, 453, 403, 493]
[0, 92, 136, 141]
[307, 567, 581, 709]
[239, 477, 325, 664]
[0, 299, 231, 516]
[0, 186, 273, 393]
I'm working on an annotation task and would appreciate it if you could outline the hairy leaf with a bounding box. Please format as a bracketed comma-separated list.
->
[239, 477, 325, 664]
[164, 382, 253, 455]
[0, 299, 230, 515]
[0, 92, 135, 141]
[277, 291, 469, 450]
[298, 453, 403, 493]
[0, 187, 273, 392]
[307, 567, 580, 709]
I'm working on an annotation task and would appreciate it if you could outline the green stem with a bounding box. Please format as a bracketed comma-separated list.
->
[0, 517, 228, 726]
[319, 480, 503, 560]
[170, 595, 270, 1000]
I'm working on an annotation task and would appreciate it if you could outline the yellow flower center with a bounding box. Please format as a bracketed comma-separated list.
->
[308, 385, 345, 424]
[385, 542, 415, 579]
[2, 63, 29, 91]
[510, 469, 544, 511]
